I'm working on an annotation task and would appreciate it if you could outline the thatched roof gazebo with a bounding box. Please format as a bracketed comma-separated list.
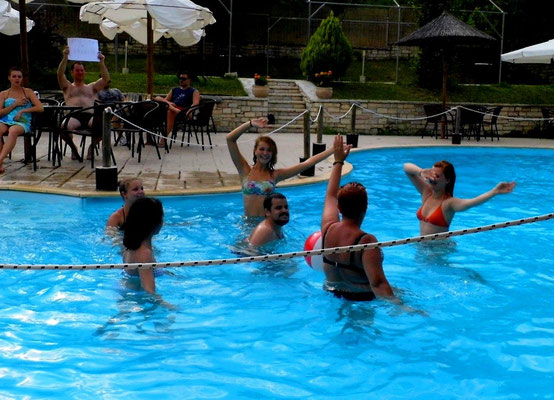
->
[397, 11, 496, 138]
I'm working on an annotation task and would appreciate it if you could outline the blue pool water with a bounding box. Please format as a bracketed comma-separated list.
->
[1, 147, 553, 398]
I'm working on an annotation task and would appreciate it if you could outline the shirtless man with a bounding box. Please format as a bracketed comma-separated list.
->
[248, 193, 289, 247]
[57, 46, 110, 160]
[106, 178, 145, 231]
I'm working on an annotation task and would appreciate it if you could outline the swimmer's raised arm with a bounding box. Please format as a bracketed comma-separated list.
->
[403, 162, 434, 194]
[449, 181, 516, 213]
[321, 135, 351, 231]
[226, 118, 268, 177]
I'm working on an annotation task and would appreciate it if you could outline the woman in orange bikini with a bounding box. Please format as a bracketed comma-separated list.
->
[404, 161, 516, 235]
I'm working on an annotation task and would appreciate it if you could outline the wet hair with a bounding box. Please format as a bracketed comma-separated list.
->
[337, 182, 368, 219]
[8, 67, 23, 76]
[71, 62, 85, 72]
[123, 198, 164, 250]
[119, 178, 142, 197]
[252, 136, 278, 171]
[263, 192, 286, 211]
[434, 160, 456, 196]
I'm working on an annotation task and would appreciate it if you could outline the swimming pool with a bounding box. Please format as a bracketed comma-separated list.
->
[1, 147, 553, 398]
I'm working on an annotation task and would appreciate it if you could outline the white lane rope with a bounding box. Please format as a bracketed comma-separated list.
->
[2, 213, 552, 271]
[322, 103, 356, 121]
[310, 106, 323, 123]
[112, 109, 310, 148]
[457, 105, 554, 121]
[357, 103, 458, 121]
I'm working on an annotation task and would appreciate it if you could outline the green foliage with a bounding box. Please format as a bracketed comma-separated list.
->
[300, 11, 353, 83]
[80, 73, 246, 96]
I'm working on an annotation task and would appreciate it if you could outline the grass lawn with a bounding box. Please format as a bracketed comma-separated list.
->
[99, 74, 247, 97]
[332, 82, 554, 104]
[75, 56, 554, 104]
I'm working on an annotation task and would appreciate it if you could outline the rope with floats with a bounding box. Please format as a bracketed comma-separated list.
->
[111, 109, 309, 148]
[2, 213, 552, 271]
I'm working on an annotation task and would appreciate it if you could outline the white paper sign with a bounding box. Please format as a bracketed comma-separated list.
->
[67, 38, 99, 62]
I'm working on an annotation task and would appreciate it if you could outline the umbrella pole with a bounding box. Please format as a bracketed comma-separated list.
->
[147, 14, 154, 98]
[19, 0, 30, 86]
[441, 53, 448, 139]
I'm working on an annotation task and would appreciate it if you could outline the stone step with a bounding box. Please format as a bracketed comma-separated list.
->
[270, 91, 303, 99]
[269, 96, 304, 103]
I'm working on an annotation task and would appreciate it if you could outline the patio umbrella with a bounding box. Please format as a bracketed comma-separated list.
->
[396, 11, 495, 138]
[79, 0, 215, 96]
[3, 0, 34, 85]
[0, 0, 33, 36]
[99, 18, 205, 47]
[501, 39, 554, 64]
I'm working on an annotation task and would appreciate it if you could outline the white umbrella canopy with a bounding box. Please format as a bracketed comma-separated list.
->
[99, 18, 205, 47]
[79, 0, 215, 95]
[501, 39, 554, 64]
[80, 0, 215, 30]
[0, 0, 34, 35]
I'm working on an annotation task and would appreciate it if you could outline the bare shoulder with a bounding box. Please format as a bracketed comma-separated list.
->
[359, 232, 378, 244]
[107, 207, 124, 228]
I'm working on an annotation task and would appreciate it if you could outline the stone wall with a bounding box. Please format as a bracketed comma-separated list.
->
[211, 96, 547, 136]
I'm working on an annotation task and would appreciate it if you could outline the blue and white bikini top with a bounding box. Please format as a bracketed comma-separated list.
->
[242, 177, 276, 196]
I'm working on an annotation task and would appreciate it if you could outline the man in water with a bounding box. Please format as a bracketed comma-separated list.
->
[248, 193, 289, 247]
[57, 46, 110, 160]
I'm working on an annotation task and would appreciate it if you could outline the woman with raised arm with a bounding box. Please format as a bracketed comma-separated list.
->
[227, 117, 334, 217]
[122, 197, 164, 294]
[320, 135, 398, 302]
[403, 161, 516, 235]
[0, 67, 43, 173]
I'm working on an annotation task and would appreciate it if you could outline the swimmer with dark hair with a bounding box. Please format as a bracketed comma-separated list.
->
[404, 161, 516, 235]
[107, 178, 145, 231]
[122, 197, 164, 294]
[248, 192, 290, 247]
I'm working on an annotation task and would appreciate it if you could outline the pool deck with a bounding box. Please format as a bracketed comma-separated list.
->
[1, 133, 552, 197]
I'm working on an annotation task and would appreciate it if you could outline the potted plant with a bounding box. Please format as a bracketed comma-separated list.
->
[252, 73, 270, 98]
[300, 11, 353, 100]
[314, 70, 333, 99]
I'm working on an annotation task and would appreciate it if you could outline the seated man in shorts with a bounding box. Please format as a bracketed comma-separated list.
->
[57, 46, 110, 160]
[154, 71, 200, 147]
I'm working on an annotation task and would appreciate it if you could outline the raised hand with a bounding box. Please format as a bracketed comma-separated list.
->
[493, 181, 516, 194]
[333, 134, 351, 163]
[250, 117, 268, 128]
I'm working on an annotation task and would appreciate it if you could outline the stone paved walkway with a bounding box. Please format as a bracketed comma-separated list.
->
[0, 131, 552, 197]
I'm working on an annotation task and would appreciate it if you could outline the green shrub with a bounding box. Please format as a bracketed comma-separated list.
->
[300, 11, 353, 84]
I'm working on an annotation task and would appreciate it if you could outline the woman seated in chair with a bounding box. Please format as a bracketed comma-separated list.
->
[227, 117, 334, 217]
[0, 67, 43, 173]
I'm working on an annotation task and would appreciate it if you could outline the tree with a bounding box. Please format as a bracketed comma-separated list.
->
[300, 11, 353, 83]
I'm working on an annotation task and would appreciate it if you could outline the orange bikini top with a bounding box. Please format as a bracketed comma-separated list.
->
[416, 197, 449, 228]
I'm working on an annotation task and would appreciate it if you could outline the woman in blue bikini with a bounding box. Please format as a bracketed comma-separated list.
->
[227, 117, 334, 217]
[404, 161, 516, 235]
[0, 67, 43, 174]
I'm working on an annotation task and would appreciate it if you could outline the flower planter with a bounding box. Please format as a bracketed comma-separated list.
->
[252, 85, 269, 98]
[316, 86, 333, 99]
